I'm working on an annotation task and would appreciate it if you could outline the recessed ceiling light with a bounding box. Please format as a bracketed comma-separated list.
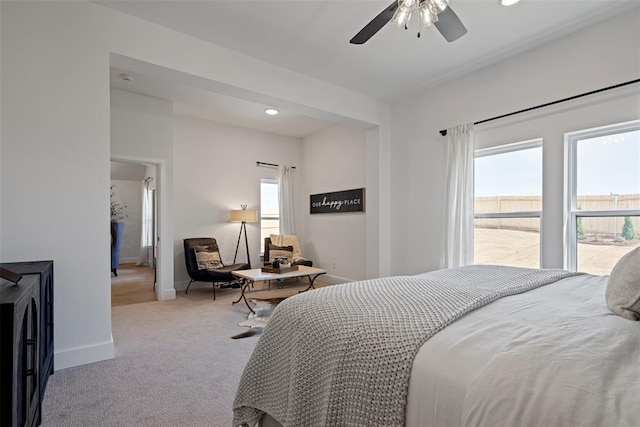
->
[500, 0, 521, 6]
[264, 108, 279, 116]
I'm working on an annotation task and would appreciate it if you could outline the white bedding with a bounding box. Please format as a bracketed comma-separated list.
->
[406, 274, 640, 426]
[236, 266, 577, 426]
[258, 273, 639, 426]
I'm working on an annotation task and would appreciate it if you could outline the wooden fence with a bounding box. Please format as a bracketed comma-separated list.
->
[475, 194, 640, 238]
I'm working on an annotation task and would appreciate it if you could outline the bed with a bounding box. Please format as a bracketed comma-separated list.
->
[233, 258, 640, 427]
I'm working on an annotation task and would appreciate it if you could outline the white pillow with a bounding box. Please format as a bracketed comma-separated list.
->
[194, 246, 223, 270]
[605, 246, 640, 321]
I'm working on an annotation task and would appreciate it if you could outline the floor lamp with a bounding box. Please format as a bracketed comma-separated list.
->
[230, 205, 258, 268]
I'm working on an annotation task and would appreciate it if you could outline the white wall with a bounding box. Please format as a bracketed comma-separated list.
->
[110, 178, 142, 263]
[2, 3, 114, 369]
[390, 8, 640, 275]
[303, 125, 367, 282]
[1, 1, 388, 368]
[173, 115, 304, 289]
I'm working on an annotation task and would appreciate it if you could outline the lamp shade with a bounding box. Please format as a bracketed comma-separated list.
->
[229, 209, 258, 223]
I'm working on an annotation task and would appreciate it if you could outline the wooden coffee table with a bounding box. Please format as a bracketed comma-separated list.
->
[232, 265, 327, 313]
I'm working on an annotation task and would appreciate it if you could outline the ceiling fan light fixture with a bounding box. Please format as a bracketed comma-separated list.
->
[398, 0, 418, 10]
[391, 9, 412, 28]
[425, 0, 450, 15]
[500, 0, 521, 6]
[392, 0, 416, 28]
[349, 0, 466, 45]
[392, 0, 450, 31]
[419, 2, 439, 28]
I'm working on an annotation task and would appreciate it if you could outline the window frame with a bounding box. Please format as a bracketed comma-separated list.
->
[474, 138, 544, 267]
[564, 120, 640, 272]
[260, 178, 280, 254]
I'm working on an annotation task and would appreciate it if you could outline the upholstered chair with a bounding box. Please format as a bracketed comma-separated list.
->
[183, 238, 249, 300]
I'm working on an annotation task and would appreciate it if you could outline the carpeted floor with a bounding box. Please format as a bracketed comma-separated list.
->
[41, 286, 265, 426]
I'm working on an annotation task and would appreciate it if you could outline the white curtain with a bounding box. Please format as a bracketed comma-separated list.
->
[278, 165, 296, 235]
[137, 178, 153, 266]
[445, 123, 475, 268]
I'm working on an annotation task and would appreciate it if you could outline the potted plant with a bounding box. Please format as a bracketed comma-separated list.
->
[110, 185, 127, 276]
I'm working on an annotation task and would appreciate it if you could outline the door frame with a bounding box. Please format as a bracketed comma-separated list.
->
[110, 154, 175, 301]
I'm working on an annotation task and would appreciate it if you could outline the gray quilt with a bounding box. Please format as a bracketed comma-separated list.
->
[233, 265, 579, 427]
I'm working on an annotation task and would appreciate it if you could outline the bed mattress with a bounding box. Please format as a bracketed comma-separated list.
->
[250, 273, 640, 426]
[406, 274, 640, 426]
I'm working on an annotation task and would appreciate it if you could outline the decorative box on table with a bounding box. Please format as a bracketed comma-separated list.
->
[261, 265, 298, 274]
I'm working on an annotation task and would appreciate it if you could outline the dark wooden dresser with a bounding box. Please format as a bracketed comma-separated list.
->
[0, 261, 54, 427]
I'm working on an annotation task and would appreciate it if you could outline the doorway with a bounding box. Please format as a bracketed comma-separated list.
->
[110, 158, 166, 305]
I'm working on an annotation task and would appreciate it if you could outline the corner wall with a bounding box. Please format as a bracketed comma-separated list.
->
[303, 125, 367, 282]
[390, 8, 640, 275]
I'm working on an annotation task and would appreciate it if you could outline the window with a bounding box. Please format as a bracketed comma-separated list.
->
[474, 140, 543, 268]
[566, 121, 640, 275]
[260, 179, 280, 253]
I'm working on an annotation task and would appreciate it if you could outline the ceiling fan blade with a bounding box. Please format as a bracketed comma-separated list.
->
[350, 1, 398, 45]
[434, 6, 467, 42]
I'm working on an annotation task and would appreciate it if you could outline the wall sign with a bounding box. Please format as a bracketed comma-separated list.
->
[310, 188, 365, 214]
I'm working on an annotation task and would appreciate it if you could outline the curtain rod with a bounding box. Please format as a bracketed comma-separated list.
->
[439, 78, 640, 136]
[256, 161, 296, 169]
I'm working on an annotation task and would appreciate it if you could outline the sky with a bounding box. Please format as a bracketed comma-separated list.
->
[475, 146, 542, 197]
[576, 130, 640, 196]
[475, 129, 640, 197]
[260, 181, 279, 216]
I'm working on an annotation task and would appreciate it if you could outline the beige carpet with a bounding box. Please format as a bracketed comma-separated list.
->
[41, 286, 265, 426]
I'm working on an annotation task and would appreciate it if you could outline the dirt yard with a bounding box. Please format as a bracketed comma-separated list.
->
[474, 228, 639, 275]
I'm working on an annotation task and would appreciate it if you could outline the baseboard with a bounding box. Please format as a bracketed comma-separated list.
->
[158, 287, 176, 300]
[174, 279, 190, 292]
[118, 257, 140, 265]
[54, 335, 115, 370]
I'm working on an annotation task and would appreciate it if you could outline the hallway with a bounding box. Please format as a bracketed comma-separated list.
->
[111, 263, 156, 306]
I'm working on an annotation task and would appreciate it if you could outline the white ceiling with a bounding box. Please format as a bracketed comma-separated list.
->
[103, 0, 639, 137]
[110, 66, 336, 138]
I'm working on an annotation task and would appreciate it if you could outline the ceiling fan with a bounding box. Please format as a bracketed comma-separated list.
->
[350, 0, 467, 45]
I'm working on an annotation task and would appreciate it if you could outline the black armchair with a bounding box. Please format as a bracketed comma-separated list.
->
[183, 238, 249, 300]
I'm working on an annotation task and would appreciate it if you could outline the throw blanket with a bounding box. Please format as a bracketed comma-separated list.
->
[233, 265, 580, 427]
